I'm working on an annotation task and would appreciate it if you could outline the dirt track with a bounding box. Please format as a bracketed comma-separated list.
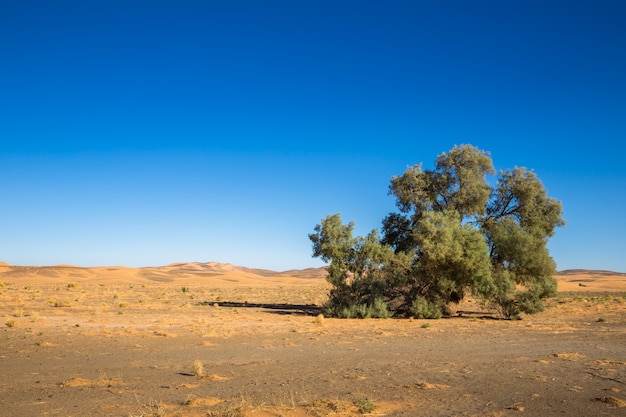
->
[1, 267, 626, 416]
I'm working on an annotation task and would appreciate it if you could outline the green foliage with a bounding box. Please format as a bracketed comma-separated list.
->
[323, 292, 392, 319]
[353, 398, 376, 413]
[410, 296, 442, 319]
[310, 145, 564, 319]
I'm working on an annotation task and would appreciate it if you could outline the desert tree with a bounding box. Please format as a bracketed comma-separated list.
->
[310, 145, 564, 318]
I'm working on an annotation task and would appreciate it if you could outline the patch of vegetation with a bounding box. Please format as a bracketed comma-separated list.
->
[353, 397, 376, 413]
[193, 359, 205, 377]
[207, 405, 245, 417]
[51, 299, 71, 308]
[129, 398, 166, 417]
[323, 296, 392, 319]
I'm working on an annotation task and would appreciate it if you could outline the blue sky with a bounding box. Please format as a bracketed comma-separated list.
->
[1, 1, 625, 271]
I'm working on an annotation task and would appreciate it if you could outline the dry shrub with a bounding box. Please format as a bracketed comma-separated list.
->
[51, 299, 71, 308]
[193, 359, 205, 377]
[207, 404, 245, 417]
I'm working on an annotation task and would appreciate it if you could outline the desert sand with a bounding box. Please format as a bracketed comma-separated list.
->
[1, 262, 625, 416]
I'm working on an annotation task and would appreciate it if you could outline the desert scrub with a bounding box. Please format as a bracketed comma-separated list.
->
[49, 298, 71, 307]
[323, 296, 392, 319]
[67, 282, 79, 288]
[129, 398, 166, 417]
[411, 297, 442, 319]
[5, 319, 16, 328]
[12, 308, 24, 317]
[207, 405, 245, 417]
[193, 359, 205, 377]
[354, 397, 376, 413]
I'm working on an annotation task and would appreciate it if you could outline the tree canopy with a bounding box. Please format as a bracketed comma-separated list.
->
[310, 145, 565, 319]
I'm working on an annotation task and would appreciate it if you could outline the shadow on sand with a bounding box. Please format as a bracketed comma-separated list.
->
[198, 301, 504, 319]
[199, 301, 322, 316]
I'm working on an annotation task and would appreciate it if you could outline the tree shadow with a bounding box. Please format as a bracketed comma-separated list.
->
[198, 301, 507, 319]
[450, 310, 507, 320]
[199, 301, 322, 316]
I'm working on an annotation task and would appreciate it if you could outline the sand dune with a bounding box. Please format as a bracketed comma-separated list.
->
[0, 261, 328, 286]
[555, 269, 626, 292]
[0, 262, 624, 291]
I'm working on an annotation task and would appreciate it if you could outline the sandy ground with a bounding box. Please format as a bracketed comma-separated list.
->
[1, 263, 625, 416]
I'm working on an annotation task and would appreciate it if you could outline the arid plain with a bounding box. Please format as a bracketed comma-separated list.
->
[1, 262, 625, 417]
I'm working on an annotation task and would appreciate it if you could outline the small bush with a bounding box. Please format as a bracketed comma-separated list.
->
[52, 299, 71, 308]
[410, 297, 442, 319]
[353, 398, 376, 413]
[325, 297, 392, 319]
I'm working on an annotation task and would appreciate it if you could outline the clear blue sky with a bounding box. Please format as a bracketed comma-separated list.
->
[1, 1, 625, 272]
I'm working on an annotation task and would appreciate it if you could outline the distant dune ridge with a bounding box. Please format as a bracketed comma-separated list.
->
[555, 269, 626, 276]
[0, 261, 328, 285]
[0, 262, 624, 291]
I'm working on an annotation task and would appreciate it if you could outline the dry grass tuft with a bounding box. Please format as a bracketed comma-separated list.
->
[207, 404, 245, 417]
[193, 359, 205, 377]
[129, 397, 167, 417]
[51, 299, 71, 308]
